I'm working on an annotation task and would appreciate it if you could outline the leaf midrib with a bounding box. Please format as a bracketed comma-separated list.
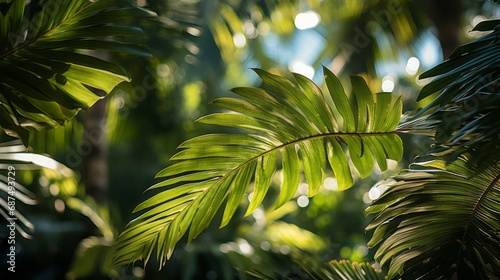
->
[156, 130, 403, 247]
[457, 168, 500, 266]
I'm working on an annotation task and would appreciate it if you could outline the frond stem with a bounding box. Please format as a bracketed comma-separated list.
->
[220, 130, 406, 182]
[149, 130, 406, 249]
[189, 130, 407, 219]
[457, 166, 500, 267]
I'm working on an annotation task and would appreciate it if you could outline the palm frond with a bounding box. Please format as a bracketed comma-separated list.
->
[366, 155, 500, 279]
[1, 139, 119, 243]
[294, 258, 385, 280]
[413, 19, 500, 162]
[0, 140, 80, 238]
[0, 0, 153, 144]
[0, 141, 36, 238]
[110, 67, 403, 268]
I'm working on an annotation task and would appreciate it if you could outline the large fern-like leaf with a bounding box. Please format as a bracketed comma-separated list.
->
[295, 258, 385, 280]
[366, 155, 500, 279]
[0, 0, 153, 144]
[0, 140, 83, 238]
[246, 258, 385, 280]
[0, 141, 36, 238]
[110, 67, 403, 268]
[414, 19, 500, 163]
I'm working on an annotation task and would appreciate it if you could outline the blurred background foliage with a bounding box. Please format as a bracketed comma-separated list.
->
[1, 0, 499, 279]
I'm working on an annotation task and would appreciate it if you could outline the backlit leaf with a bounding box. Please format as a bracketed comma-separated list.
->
[111, 68, 403, 269]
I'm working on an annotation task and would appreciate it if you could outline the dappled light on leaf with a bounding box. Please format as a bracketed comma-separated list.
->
[0, 0, 153, 144]
[110, 67, 403, 268]
[367, 155, 500, 279]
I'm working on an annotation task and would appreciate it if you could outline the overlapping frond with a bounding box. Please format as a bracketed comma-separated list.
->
[367, 155, 500, 279]
[413, 19, 500, 162]
[0, 140, 82, 238]
[110, 67, 403, 268]
[295, 259, 385, 280]
[0, 141, 36, 238]
[0, 0, 153, 144]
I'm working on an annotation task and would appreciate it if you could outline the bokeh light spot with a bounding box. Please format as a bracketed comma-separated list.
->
[294, 11, 320, 30]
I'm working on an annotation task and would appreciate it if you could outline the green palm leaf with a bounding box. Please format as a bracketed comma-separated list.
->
[0, 0, 153, 144]
[0, 141, 36, 238]
[0, 140, 82, 238]
[366, 155, 500, 279]
[110, 67, 403, 268]
[295, 258, 385, 280]
[413, 19, 500, 162]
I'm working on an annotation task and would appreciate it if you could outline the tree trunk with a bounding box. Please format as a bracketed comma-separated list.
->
[82, 95, 108, 203]
[425, 0, 463, 59]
